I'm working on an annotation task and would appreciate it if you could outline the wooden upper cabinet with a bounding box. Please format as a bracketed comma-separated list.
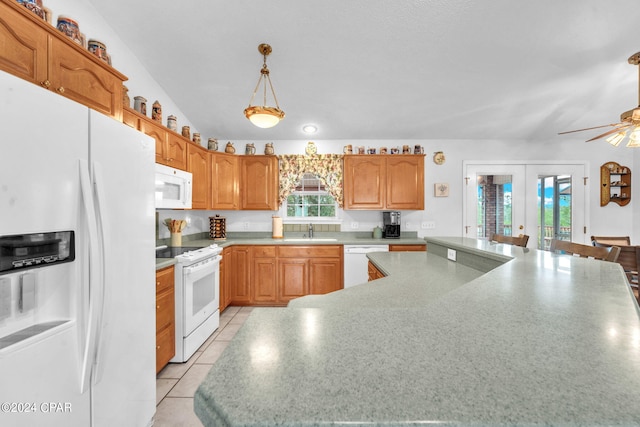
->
[343, 156, 386, 209]
[343, 155, 424, 210]
[187, 143, 210, 209]
[137, 111, 187, 170]
[386, 156, 424, 210]
[211, 152, 240, 210]
[241, 156, 279, 210]
[49, 37, 123, 120]
[0, 1, 127, 120]
[0, 1, 48, 85]
[165, 132, 187, 170]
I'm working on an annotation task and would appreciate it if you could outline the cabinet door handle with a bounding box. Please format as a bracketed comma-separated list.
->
[41, 80, 51, 88]
[56, 86, 65, 94]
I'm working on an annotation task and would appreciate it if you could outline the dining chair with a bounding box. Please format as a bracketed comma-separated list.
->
[549, 239, 621, 262]
[592, 241, 640, 301]
[590, 235, 631, 246]
[490, 233, 529, 248]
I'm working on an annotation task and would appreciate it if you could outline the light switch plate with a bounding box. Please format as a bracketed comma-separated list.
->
[447, 248, 457, 261]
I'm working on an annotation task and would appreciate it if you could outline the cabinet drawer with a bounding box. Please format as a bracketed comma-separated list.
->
[389, 244, 426, 252]
[278, 245, 342, 258]
[156, 325, 175, 374]
[252, 245, 276, 258]
[156, 289, 174, 332]
[156, 266, 174, 294]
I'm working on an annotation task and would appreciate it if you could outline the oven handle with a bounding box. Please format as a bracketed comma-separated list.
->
[183, 255, 221, 281]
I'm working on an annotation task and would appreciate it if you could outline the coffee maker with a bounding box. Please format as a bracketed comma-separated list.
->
[383, 211, 401, 239]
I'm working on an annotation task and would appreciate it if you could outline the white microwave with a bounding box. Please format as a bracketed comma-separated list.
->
[155, 164, 192, 209]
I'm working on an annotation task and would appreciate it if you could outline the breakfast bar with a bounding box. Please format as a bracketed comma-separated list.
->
[194, 237, 640, 426]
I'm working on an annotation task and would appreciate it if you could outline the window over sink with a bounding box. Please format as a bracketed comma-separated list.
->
[284, 173, 337, 220]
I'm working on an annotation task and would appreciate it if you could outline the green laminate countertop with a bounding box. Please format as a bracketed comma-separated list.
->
[194, 236, 640, 426]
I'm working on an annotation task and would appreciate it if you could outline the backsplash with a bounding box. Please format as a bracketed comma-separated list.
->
[283, 224, 341, 232]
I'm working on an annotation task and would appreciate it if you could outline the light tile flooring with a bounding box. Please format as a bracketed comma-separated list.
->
[154, 306, 254, 427]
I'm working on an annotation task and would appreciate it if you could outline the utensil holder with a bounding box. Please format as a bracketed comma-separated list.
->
[170, 232, 182, 247]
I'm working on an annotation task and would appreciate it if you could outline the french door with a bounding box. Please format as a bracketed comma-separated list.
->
[464, 162, 588, 248]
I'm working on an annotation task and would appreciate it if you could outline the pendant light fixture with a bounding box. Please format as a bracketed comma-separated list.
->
[244, 43, 285, 128]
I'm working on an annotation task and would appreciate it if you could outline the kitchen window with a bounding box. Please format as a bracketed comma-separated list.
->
[285, 173, 337, 219]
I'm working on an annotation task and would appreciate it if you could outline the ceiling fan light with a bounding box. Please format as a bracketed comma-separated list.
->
[244, 106, 285, 129]
[605, 131, 627, 146]
[625, 126, 640, 147]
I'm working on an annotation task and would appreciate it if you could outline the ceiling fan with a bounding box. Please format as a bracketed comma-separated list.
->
[558, 51, 640, 147]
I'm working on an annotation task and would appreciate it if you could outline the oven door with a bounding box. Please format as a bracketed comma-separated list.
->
[182, 255, 220, 335]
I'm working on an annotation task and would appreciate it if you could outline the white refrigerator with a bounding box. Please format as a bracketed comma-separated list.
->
[0, 71, 156, 426]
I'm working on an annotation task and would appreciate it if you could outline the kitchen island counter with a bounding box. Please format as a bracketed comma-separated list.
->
[196, 237, 640, 426]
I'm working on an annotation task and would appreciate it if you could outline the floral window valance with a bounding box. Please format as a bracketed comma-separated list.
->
[277, 154, 344, 208]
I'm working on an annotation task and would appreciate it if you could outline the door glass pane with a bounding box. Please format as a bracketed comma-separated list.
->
[537, 175, 572, 250]
[476, 175, 512, 238]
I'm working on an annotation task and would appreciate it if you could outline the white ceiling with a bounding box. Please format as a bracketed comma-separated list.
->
[87, 0, 640, 142]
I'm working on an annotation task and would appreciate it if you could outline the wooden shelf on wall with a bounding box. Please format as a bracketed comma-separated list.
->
[601, 161, 631, 207]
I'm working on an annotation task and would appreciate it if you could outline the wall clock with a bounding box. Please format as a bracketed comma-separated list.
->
[433, 151, 445, 165]
[305, 141, 317, 155]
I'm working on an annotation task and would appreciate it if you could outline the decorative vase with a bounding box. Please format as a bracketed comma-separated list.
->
[152, 100, 162, 122]
[264, 142, 274, 155]
[225, 142, 235, 154]
[181, 126, 190, 139]
[208, 138, 218, 151]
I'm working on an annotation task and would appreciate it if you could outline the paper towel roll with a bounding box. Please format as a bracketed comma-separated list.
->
[272, 216, 283, 239]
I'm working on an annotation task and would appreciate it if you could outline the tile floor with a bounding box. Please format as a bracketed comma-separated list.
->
[154, 306, 254, 427]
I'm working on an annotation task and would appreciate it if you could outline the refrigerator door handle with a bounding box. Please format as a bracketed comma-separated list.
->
[78, 159, 102, 394]
[91, 162, 108, 386]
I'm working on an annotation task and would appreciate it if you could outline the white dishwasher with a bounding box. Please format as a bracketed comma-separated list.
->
[343, 245, 389, 287]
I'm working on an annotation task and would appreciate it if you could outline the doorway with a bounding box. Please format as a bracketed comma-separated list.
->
[464, 162, 588, 247]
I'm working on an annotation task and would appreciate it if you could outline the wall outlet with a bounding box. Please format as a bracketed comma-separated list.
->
[351, 222, 359, 229]
[243, 222, 250, 230]
[422, 221, 436, 229]
[405, 222, 411, 229]
[447, 248, 457, 261]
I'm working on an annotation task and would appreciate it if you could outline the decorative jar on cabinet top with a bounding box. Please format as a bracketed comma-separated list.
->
[208, 138, 218, 151]
[264, 142, 274, 154]
[225, 142, 235, 154]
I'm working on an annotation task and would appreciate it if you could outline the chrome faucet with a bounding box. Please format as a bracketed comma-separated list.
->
[308, 223, 314, 239]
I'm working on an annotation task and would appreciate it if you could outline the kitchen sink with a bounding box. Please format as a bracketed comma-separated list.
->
[283, 238, 338, 242]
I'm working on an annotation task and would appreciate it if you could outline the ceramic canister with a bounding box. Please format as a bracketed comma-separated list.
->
[167, 115, 177, 131]
[133, 96, 147, 115]
[57, 15, 82, 45]
[87, 39, 109, 63]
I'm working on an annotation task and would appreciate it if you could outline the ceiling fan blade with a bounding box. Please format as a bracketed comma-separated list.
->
[585, 125, 632, 142]
[558, 123, 621, 135]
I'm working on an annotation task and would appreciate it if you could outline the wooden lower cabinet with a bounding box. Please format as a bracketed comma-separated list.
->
[278, 258, 308, 303]
[156, 266, 175, 373]
[229, 245, 343, 306]
[229, 246, 252, 304]
[252, 246, 277, 303]
[368, 261, 385, 281]
[219, 247, 233, 312]
[309, 258, 343, 294]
